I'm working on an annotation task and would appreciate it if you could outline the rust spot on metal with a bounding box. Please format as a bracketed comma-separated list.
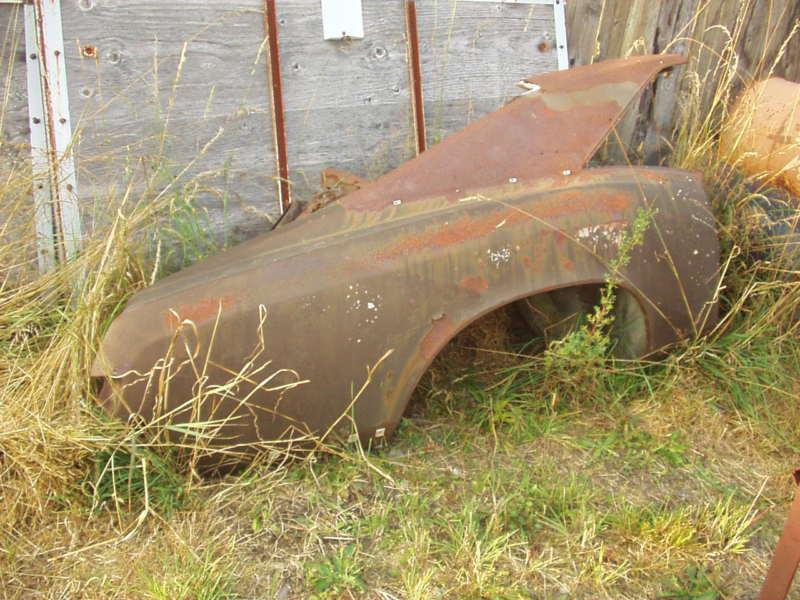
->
[166, 295, 238, 328]
[522, 255, 535, 270]
[536, 190, 631, 219]
[458, 276, 489, 295]
[339, 55, 687, 213]
[321, 168, 366, 192]
[375, 191, 630, 261]
[375, 212, 521, 261]
[420, 315, 456, 361]
[299, 168, 367, 215]
[81, 45, 97, 59]
[521, 54, 685, 93]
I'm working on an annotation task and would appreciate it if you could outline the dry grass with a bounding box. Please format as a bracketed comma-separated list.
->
[1, 1, 799, 598]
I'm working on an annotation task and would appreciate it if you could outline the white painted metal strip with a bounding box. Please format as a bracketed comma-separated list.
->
[320, 0, 364, 40]
[28, 0, 82, 267]
[23, 3, 56, 271]
[553, 0, 569, 70]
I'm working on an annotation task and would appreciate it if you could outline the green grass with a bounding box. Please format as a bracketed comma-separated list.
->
[305, 544, 367, 598]
[1, 331, 797, 597]
[142, 549, 238, 600]
[660, 566, 722, 600]
[85, 445, 188, 515]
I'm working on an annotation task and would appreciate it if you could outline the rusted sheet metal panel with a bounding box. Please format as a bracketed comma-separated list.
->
[721, 78, 800, 197]
[335, 55, 685, 212]
[93, 56, 718, 454]
[94, 167, 718, 451]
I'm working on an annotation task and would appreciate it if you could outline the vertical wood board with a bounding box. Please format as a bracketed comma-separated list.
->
[0, 5, 29, 164]
[415, 0, 558, 144]
[4, 1, 279, 242]
[64, 0, 278, 238]
[276, 0, 414, 201]
[566, 0, 799, 160]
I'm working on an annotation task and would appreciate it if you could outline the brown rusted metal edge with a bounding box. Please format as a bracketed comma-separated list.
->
[405, 0, 426, 154]
[758, 469, 800, 600]
[263, 0, 290, 213]
[338, 54, 687, 213]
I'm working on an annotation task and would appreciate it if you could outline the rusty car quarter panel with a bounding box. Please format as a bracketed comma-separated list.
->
[92, 55, 719, 453]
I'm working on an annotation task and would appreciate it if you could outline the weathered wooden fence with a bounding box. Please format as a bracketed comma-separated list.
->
[0, 0, 563, 257]
[567, 0, 800, 159]
[0, 0, 798, 262]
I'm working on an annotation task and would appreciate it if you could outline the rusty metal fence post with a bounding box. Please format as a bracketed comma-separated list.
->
[263, 0, 290, 214]
[758, 469, 800, 600]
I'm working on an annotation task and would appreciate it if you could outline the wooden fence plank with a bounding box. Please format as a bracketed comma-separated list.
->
[0, 4, 29, 162]
[566, 0, 604, 66]
[275, 0, 413, 201]
[0, 5, 38, 275]
[415, 0, 557, 145]
[643, 0, 702, 159]
[60, 0, 278, 238]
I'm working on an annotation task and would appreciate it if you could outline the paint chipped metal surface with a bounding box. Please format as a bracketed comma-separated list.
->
[721, 77, 800, 198]
[92, 55, 720, 453]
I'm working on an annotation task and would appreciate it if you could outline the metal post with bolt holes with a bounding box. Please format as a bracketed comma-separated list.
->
[2, 0, 82, 271]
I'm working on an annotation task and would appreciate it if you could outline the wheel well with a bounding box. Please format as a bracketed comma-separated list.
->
[407, 283, 650, 411]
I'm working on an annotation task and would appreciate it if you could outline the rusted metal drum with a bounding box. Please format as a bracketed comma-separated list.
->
[721, 78, 800, 196]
